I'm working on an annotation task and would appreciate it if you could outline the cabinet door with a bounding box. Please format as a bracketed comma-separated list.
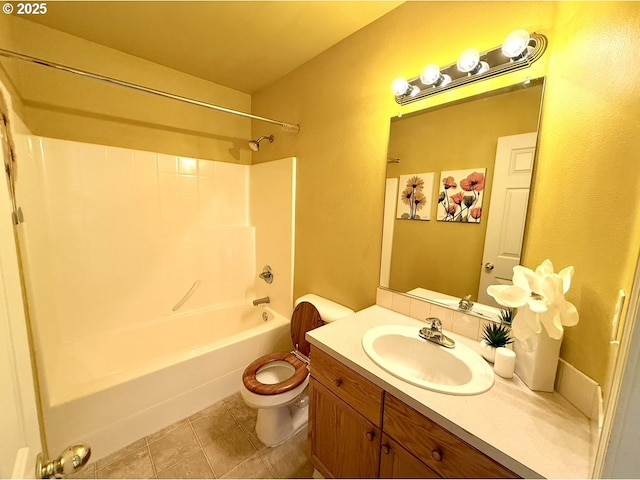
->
[380, 434, 441, 479]
[383, 394, 517, 478]
[310, 378, 381, 478]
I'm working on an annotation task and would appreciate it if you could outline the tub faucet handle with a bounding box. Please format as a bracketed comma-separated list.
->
[259, 265, 274, 284]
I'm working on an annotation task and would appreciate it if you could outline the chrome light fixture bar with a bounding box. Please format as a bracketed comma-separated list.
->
[393, 31, 547, 105]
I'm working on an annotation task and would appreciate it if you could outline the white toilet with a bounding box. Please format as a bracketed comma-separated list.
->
[240, 294, 354, 446]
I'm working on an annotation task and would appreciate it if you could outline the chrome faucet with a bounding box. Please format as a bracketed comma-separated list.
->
[458, 294, 474, 311]
[252, 296, 270, 306]
[419, 317, 455, 348]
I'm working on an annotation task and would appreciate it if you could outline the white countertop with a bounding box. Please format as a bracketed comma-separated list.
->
[306, 305, 593, 479]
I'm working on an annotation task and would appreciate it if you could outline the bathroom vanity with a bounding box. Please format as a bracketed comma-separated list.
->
[306, 305, 594, 479]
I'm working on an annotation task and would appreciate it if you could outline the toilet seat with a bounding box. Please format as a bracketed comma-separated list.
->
[242, 301, 324, 396]
[242, 352, 307, 395]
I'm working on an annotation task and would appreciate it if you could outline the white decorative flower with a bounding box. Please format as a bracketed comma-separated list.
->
[486, 259, 579, 341]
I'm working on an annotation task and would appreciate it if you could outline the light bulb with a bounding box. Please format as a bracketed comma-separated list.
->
[457, 49, 489, 75]
[391, 77, 410, 96]
[420, 64, 441, 85]
[457, 49, 480, 73]
[502, 29, 531, 59]
[420, 64, 452, 87]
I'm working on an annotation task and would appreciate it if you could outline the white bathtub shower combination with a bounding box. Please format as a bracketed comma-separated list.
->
[47, 304, 291, 458]
[15, 136, 296, 460]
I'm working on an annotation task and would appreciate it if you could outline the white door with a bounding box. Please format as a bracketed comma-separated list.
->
[477, 132, 537, 305]
[0, 108, 42, 478]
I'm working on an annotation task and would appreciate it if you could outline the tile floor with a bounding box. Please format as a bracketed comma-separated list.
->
[68, 392, 314, 479]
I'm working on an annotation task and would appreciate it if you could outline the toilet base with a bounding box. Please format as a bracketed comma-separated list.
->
[255, 398, 309, 447]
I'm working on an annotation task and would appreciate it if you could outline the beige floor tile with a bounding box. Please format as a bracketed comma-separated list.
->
[190, 402, 239, 446]
[96, 438, 147, 470]
[96, 446, 154, 479]
[259, 434, 308, 479]
[148, 423, 201, 472]
[155, 449, 214, 479]
[203, 425, 257, 477]
[290, 460, 315, 479]
[238, 418, 266, 453]
[223, 392, 258, 425]
[146, 418, 190, 445]
[221, 454, 274, 479]
[66, 462, 97, 479]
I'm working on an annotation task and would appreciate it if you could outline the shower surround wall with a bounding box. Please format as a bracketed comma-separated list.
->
[15, 135, 296, 458]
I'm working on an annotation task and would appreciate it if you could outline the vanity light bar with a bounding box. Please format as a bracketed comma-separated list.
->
[393, 32, 547, 105]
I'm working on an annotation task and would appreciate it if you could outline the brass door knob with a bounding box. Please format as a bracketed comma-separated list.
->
[485, 262, 495, 271]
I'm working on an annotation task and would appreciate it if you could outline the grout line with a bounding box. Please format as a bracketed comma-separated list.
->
[145, 437, 158, 479]
[188, 415, 218, 478]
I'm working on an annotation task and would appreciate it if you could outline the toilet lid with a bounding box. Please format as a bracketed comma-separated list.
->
[290, 301, 324, 357]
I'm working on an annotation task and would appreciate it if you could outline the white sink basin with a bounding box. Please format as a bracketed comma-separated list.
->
[361, 324, 494, 395]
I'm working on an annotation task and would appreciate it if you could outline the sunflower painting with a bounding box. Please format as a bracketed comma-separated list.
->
[437, 169, 486, 223]
[396, 172, 435, 220]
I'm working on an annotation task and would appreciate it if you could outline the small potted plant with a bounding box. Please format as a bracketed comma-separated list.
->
[480, 321, 513, 363]
[498, 307, 515, 326]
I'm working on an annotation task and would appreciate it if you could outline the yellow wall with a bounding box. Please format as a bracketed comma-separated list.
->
[526, 2, 640, 388]
[253, 1, 640, 388]
[0, 16, 252, 163]
[387, 85, 542, 297]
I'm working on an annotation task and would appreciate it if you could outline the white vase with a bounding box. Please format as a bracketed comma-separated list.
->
[513, 329, 562, 392]
[479, 340, 497, 363]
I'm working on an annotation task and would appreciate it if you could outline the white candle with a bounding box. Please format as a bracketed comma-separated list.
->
[494, 347, 516, 379]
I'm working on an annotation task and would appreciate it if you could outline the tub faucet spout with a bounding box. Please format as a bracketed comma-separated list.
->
[253, 296, 270, 306]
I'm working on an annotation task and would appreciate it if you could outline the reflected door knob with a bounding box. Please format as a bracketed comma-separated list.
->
[484, 262, 495, 271]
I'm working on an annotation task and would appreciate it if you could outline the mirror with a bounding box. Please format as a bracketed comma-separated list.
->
[380, 78, 545, 307]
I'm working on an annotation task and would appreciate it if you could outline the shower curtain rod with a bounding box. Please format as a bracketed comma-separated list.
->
[0, 48, 300, 133]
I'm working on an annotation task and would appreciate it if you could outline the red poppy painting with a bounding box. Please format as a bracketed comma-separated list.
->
[437, 169, 486, 223]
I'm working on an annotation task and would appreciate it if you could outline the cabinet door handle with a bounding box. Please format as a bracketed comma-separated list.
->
[431, 448, 443, 462]
[366, 431, 376, 441]
[381, 444, 390, 454]
[334, 378, 343, 387]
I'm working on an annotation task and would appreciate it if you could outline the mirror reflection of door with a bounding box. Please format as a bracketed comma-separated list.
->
[477, 132, 537, 305]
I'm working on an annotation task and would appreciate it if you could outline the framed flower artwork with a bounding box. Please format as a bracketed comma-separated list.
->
[396, 173, 435, 220]
[437, 169, 486, 223]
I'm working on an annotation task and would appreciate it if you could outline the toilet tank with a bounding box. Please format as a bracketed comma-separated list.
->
[294, 294, 355, 323]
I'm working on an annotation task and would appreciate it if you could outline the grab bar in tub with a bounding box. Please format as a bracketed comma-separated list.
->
[172, 280, 200, 311]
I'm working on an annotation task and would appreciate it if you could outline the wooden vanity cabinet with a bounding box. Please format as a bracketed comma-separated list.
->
[379, 434, 440, 479]
[309, 379, 381, 478]
[383, 394, 517, 479]
[309, 347, 384, 478]
[309, 346, 519, 479]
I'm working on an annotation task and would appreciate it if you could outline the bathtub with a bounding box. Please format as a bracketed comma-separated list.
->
[40, 304, 292, 461]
